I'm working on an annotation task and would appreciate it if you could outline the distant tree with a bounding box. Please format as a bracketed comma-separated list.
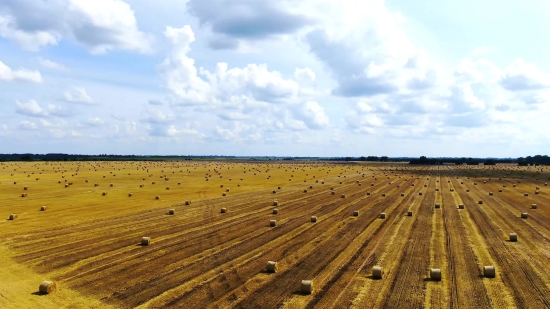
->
[484, 159, 496, 165]
[380, 156, 389, 162]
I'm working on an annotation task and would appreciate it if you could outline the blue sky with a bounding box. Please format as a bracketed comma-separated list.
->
[0, 0, 549, 157]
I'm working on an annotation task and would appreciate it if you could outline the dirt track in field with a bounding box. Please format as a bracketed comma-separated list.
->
[1, 162, 549, 308]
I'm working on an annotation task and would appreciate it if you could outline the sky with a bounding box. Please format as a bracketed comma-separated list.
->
[0, 0, 549, 157]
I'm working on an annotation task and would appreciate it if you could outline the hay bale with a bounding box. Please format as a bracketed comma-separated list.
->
[466, 189, 470, 192]
[278, 186, 281, 189]
[430, 268, 442, 281]
[341, 194, 346, 198]
[185, 200, 191, 205]
[168, 209, 175, 215]
[166, 187, 170, 190]
[273, 208, 278, 214]
[499, 189, 502, 192]
[419, 192, 423, 195]
[331, 191, 335, 195]
[521, 212, 528, 219]
[270, 219, 276, 227]
[379, 212, 386, 219]
[484, 266, 496, 278]
[509, 233, 518, 242]
[524, 193, 529, 196]
[301, 280, 313, 295]
[531, 204, 537, 209]
[266, 261, 277, 273]
[223, 192, 227, 196]
[311, 216, 317, 222]
[535, 191, 539, 194]
[221, 208, 227, 213]
[9, 213, 18, 220]
[382, 193, 386, 197]
[272, 190, 277, 194]
[367, 192, 371, 195]
[23, 186, 27, 190]
[372, 266, 383, 279]
[435, 188, 439, 192]
[273, 201, 278, 206]
[489, 192, 493, 196]
[435, 203, 441, 208]
[39, 281, 56, 294]
[41, 206, 47, 211]
[155, 195, 160, 200]
[110, 183, 114, 187]
[458, 204, 464, 209]
[353, 210, 359, 217]
[478, 200, 482, 204]
[407, 210, 413, 216]
[401, 193, 405, 197]
[141, 237, 150, 246]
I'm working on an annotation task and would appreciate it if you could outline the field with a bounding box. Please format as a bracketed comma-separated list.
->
[1, 161, 549, 309]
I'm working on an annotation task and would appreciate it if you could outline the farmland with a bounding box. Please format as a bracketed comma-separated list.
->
[1, 161, 549, 309]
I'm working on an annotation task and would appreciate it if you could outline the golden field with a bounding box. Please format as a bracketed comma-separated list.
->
[1, 161, 549, 309]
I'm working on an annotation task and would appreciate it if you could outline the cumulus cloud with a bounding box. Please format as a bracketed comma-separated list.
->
[16, 100, 48, 117]
[63, 87, 96, 105]
[500, 59, 550, 91]
[159, 25, 300, 108]
[0, 60, 42, 83]
[0, 0, 153, 54]
[293, 101, 329, 129]
[83, 117, 104, 126]
[187, 0, 313, 49]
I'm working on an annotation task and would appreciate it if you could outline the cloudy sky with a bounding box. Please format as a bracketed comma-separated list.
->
[1, 0, 549, 157]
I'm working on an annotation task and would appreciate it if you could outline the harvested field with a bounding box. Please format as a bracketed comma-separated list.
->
[1, 161, 549, 308]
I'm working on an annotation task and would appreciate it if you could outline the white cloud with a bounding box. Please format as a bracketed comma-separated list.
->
[294, 68, 316, 85]
[84, 117, 105, 126]
[18, 120, 38, 130]
[63, 87, 96, 105]
[0, 60, 42, 83]
[37, 57, 67, 71]
[0, 0, 153, 54]
[15, 100, 48, 117]
[500, 59, 550, 91]
[294, 101, 329, 129]
[148, 99, 163, 106]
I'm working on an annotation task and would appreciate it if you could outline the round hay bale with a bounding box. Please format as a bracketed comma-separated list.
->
[524, 193, 528, 196]
[372, 266, 383, 279]
[39, 281, 56, 294]
[435, 203, 441, 208]
[489, 192, 493, 196]
[478, 200, 483, 204]
[301, 280, 313, 295]
[430, 268, 442, 281]
[466, 189, 470, 192]
[21, 193, 27, 197]
[223, 192, 227, 196]
[155, 195, 160, 200]
[499, 189, 502, 192]
[270, 219, 276, 227]
[185, 200, 191, 205]
[521, 212, 528, 219]
[221, 208, 227, 213]
[178, 182, 181, 185]
[139, 184, 144, 188]
[23, 186, 27, 190]
[407, 210, 413, 216]
[309, 185, 313, 189]
[382, 193, 386, 197]
[341, 194, 346, 198]
[102, 192, 107, 196]
[226, 188, 230, 192]
[166, 187, 170, 190]
[379, 212, 386, 219]
[535, 191, 539, 194]
[513, 184, 516, 187]
[9, 213, 18, 220]
[273, 201, 278, 206]
[278, 186, 281, 189]
[41, 206, 47, 211]
[141, 237, 150, 246]
[266, 261, 277, 273]
[168, 209, 175, 215]
[458, 204, 465, 209]
[110, 183, 113, 187]
[435, 188, 439, 192]
[419, 192, 423, 195]
[509, 233, 518, 242]
[303, 189, 308, 193]
[331, 191, 335, 195]
[273, 208, 278, 214]
[401, 193, 405, 196]
[484, 266, 496, 278]
[353, 210, 359, 217]
[367, 192, 371, 195]
[311, 216, 317, 222]
[531, 204, 537, 209]
[272, 190, 276, 194]
[128, 193, 133, 197]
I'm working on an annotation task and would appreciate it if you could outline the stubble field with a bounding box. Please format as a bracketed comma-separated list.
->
[1, 161, 549, 309]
